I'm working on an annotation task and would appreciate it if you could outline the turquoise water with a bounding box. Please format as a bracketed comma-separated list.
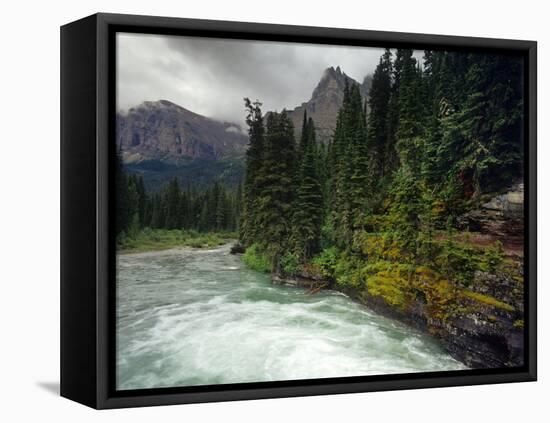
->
[116, 244, 465, 390]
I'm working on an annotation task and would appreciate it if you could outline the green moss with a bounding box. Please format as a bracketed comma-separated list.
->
[479, 241, 505, 273]
[500, 258, 524, 284]
[513, 319, 524, 329]
[304, 230, 521, 326]
[461, 290, 515, 312]
[366, 268, 409, 309]
[352, 231, 404, 262]
[414, 267, 458, 321]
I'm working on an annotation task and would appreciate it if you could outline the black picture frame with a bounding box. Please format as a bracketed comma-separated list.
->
[60, 12, 537, 409]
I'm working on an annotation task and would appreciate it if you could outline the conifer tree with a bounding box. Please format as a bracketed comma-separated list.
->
[326, 82, 369, 246]
[367, 48, 393, 181]
[451, 53, 523, 195]
[115, 149, 130, 235]
[292, 117, 323, 261]
[135, 176, 146, 228]
[164, 177, 181, 229]
[395, 49, 425, 175]
[235, 181, 243, 231]
[256, 111, 297, 269]
[241, 98, 265, 246]
[328, 91, 352, 247]
[150, 193, 165, 229]
[348, 84, 370, 227]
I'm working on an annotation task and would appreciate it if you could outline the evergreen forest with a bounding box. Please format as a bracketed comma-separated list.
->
[239, 48, 524, 314]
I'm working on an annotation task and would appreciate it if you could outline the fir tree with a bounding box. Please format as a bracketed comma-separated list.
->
[255, 111, 297, 269]
[241, 98, 265, 246]
[367, 48, 393, 181]
[115, 149, 130, 235]
[292, 117, 323, 261]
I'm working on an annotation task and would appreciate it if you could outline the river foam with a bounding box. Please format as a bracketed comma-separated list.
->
[116, 244, 466, 390]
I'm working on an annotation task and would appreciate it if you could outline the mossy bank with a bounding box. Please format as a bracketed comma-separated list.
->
[253, 249, 524, 369]
[236, 221, 524, 369]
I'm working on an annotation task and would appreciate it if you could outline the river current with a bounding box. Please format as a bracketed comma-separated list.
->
[116, 244, 465, 390]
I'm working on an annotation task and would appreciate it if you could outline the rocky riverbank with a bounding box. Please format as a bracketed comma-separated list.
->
[272, 265, 524, 369]
[269, 183, 525, 369]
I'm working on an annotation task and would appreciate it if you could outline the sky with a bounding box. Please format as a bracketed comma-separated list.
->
[116, 33, 391, 126]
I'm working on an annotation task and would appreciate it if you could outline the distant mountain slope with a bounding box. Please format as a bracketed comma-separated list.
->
[116, 100, 249, 165]
[125, 157, 245, 193]
[285, 67, 372, 144]
[117, 67, 373, 191]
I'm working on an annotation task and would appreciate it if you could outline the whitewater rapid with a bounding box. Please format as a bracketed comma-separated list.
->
[116, 244, 465, 390]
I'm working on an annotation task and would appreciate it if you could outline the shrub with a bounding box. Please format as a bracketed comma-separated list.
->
[366, 268, 409, 308]
[480, 241, 504, 273]
[312, 247, 339, 278]
[435, 237, 479, 287]
[187, 238, 206, 248]
[242, 244, 272, 273]
[280, 252, 299, 276]
[333, 252, 363, 288]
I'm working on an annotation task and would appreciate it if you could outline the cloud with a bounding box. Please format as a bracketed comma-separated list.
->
[117, 33, 400, 125]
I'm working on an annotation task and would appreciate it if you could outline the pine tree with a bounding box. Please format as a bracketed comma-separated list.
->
[367, 48, 393, 181]
[125, 176, 140, 236]
[164, 177, 182, 229]
[214, 182, 225, 230]
[453, 53, 523, 195]
[348, 84, 370, 227]
[241, 98, 265, 246]
[395, 49, 425, 175]
[255, 111, 297, 269]
[135, 176, 146, 228]
[328, 82, 353, 247]
[298, 109, 310, 160]
[327, 82, 369, 247]
[292, 117, 323, 261]
[115, 149, 130, 235]
[235, 181, 243, 231]
[384, 50, 428, 256]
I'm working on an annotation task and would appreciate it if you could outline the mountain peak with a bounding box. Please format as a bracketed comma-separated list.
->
[117, 100, 248, 165]
[321, 66, 346, 81]
[285, 67, 371, 144]
[135, 99, 183, 111]
[311, 66, 357, 104]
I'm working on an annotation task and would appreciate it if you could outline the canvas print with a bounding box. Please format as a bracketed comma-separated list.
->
[115, 32, 525, 391]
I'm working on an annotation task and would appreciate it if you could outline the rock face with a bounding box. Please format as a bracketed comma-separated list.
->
[117, 67, 372, 168]
[458, 181, 524, 256]
[342, 281, 523, 369]
[458, 182, 524, 238]
[285, 67, 371, 144]
[276, 262, 524, 369]
[116, 100, 248, 165]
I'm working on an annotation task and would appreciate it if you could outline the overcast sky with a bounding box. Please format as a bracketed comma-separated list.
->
[117, 33, 391, 125]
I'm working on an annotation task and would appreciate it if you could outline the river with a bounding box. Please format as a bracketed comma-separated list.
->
[116, 243, 466, 390]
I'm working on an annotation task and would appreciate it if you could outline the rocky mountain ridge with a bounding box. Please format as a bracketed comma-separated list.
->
[116, 100, 249, 165]
[285, 66, 372, 144]
[117, 66, 372, 168]
[117, 67, 373, 191]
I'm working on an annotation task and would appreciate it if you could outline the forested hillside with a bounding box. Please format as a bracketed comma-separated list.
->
[116, 151, 242, 251]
